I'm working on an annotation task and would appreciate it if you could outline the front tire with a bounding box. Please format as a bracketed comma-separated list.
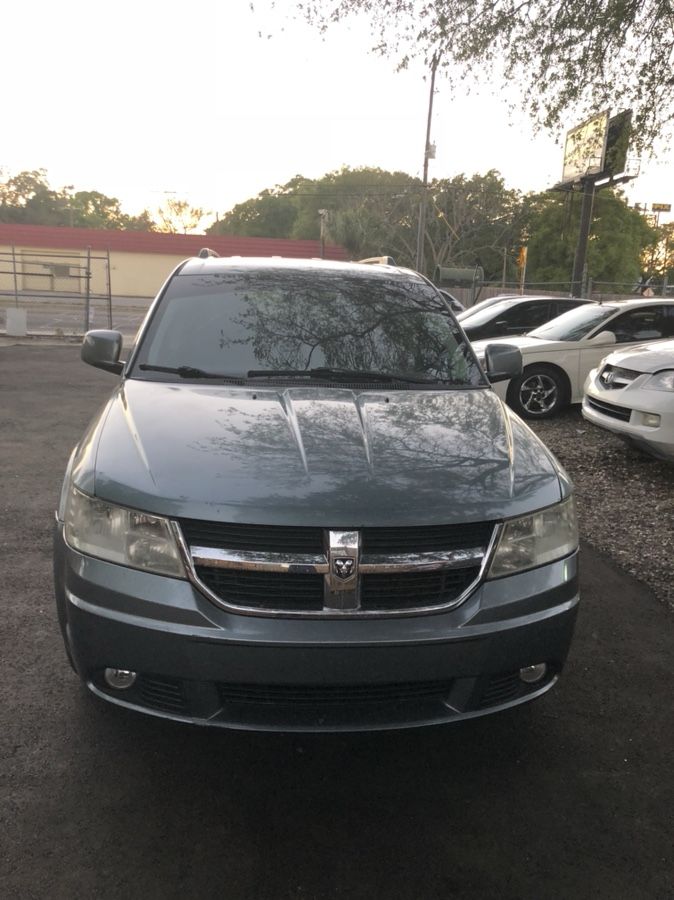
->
[507, 365, 567, 419]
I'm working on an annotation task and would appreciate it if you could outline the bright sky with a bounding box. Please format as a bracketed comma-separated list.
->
[2, 0, 672, 226]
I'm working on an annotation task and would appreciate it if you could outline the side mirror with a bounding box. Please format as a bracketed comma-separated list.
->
[81, 330, 124, 374]
[588, 330, 616, 345]
[484, 343, 522, 383]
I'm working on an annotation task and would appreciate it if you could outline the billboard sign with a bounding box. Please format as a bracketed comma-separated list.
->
[652, 203, 671, 212]
[600, 110, 632, 179]
[561, 110, 609, 183]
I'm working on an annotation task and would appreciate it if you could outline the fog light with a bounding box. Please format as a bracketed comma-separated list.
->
[642, 413, 661, 428]
[104, 668, 137, 690]
[519, 663, 547, 684]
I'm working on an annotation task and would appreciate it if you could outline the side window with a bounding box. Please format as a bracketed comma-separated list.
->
[492, 306, 521, 325]
[661, 306, 674, 339]
[555, 300, 584, 315]
[513, 301, 551, 328]
[609, 307, 667, 343]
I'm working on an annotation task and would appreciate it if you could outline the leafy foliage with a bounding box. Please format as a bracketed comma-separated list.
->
[647, 221, 674, 283]
[0, 169, 156, 230]
[286, 0, 674, 149]
[156, 198, 208, 234]
[423, 171, 526, 279]
[210, 166, 525, 278]
[525, 190, 658, 289]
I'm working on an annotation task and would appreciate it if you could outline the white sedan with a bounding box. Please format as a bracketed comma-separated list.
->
[471, 298, 674, 419]
[582, 339, 674, 461]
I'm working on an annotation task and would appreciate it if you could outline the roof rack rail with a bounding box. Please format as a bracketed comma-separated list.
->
[358, 256, 396, 266]
[197, 247, 220, 259]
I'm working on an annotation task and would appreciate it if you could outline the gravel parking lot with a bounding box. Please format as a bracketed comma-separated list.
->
[1, 342, 672, 900]
[534, 409, 674, 611]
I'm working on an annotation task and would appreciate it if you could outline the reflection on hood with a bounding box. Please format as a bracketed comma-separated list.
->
[84, 381, 564, 526]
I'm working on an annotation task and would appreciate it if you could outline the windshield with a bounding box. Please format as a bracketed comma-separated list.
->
[133, 269, 486, 387]
[458, 299, 516, 329]
[457, 295, 519, 321]
[528, 304, 616, 342]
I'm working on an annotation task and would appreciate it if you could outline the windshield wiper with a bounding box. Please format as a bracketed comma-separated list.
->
[138, 364, 240, 380]
[246, 367, 444, 384]
[139, 363, 450, 385]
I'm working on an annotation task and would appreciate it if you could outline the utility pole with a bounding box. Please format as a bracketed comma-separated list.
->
[318, 209, 328, 259]
[415, 54, 439, 274]
[571, 177, 596, 297]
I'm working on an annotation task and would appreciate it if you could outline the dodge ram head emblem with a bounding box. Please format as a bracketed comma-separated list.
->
[333, 557, 355, 579]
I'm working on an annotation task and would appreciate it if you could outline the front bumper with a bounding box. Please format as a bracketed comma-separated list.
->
[582, 380, 674, 461]
[54, 524, 579, 731]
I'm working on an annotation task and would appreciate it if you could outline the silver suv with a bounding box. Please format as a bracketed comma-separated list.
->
[54, 256, 579, 731]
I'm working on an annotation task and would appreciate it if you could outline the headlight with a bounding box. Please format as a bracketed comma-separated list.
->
[487, 496, 578, 579]
[643, 370, 674, 392]
[64, 487, 186, 578]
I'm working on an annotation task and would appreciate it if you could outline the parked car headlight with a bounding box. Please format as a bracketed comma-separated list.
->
[643, 370, 674, 392]
[64, 487, 185, 578]
[487, 496, 577, 579]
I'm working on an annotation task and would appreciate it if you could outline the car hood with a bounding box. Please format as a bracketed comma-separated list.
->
[72, 380, 565, 526]
[603, 339, 674, 374]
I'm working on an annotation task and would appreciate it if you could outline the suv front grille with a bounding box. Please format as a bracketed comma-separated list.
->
[178, 519, 497, 617]
[361, 569, 479, 610]
[362, 521, 494, 554]
[180, 520, 323, 554]
[599, 364, 642, 389]
[179, 519, 493, 556]
[195, 568, 325, 612]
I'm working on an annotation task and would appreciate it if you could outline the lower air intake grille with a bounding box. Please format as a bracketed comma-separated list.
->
[479, 672, 522, 708]
[587, 397, 632, 422]
[137, 675, 188, 713]
[217, 679, 454, 706]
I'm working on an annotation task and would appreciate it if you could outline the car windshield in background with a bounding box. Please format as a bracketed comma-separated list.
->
[528, 304, 615, 342]
[133, 271, 486, 387]
[458, 299, 516, 328]
[457, 295, 520, 321]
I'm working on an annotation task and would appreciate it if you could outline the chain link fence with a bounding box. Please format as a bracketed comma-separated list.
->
[0, 245, 151, 337]
[449, 277, 671, 309]
[2, 248, 671, 336]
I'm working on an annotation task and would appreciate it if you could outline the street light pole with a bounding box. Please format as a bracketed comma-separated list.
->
[415, 54, 439, 274]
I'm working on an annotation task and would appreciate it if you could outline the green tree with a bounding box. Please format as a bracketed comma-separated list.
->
[124, 209, 159, 231]
[209, 166, 529, 275]
[524, 190, 657, 290]
[308, 167, 420, 262]
[644, 221, 674, 285]
[288, 0, 674, 149]
[208, 167, 421, 262]
[156, 198, 207, 234]
[0, 169, 65, 225]
[0, 169, 157, 230]
[67, 190, 134, 229]
[208, 179, 307, 238]
[423, 171, 526, 280]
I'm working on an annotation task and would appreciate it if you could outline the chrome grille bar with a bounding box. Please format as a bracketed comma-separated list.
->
[191, 546, 328, 574]
[191, 545, 485, 574]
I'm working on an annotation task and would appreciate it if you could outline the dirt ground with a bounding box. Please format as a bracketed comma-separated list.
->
[1, 344, 672, 900]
